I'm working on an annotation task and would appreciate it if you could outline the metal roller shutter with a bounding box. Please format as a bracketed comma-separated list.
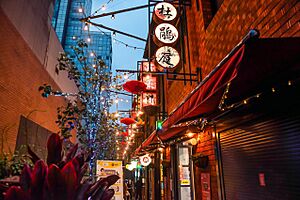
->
[219, 113, 300, 200]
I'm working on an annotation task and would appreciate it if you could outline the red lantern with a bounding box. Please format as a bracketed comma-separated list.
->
[123, 80, 147, 94]
[120, 118, 136, 125]
[122, 132, 129, 137]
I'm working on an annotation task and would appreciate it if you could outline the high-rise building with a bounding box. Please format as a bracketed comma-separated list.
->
[52, 0, 112, 70]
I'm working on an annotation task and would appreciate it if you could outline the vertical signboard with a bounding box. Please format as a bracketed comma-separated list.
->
[97, 160, 123, 200]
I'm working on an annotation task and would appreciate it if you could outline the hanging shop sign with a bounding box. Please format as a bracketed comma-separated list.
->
[154, 23, 178, 45]
[143, 75, 157, 91]
[141, 61, 156, 72]
[141, 92, 157, 107]
[155, 46, 180, 69]
[97, 160, 123, 200]
[140, 154, 152, 166]
[154, 2, 177, 22]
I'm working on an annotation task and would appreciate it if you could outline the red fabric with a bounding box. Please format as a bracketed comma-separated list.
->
[135, 37, 300, 151]
[163, 45, 245, 130]
[120, 118, 136, 125]
[123, 80, 147, 94]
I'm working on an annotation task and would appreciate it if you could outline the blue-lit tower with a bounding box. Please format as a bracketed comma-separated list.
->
[52, 0, 112, 70]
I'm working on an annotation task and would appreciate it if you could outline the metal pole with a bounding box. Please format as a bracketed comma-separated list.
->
[80, 4, 156, 21]
[87, 21, 147, 42]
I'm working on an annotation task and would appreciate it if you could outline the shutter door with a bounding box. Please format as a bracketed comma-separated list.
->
[219, 113, 300, 200]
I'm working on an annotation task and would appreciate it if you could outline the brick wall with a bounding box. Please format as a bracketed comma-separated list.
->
[0, 9, 70, 153]
[167, 0, 299, 113]
[165, 1, 299, 199]
[193, 128, 218, 200]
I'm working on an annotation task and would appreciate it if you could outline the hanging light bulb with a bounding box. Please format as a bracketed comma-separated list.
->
[78, 7, 83, 13]
[101, 4, 107, 11]
[115, 99, 119, 104]
[111, 14, 115, 20]
[124, 74, 128, 79]
[90, 52, 95, 57]
[84, 24, 89, 31]
[87, 37, 91, 42]
[112, 31, 116, 37]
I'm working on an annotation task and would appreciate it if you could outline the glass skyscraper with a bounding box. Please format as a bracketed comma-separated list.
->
[52, 0, 112, 70]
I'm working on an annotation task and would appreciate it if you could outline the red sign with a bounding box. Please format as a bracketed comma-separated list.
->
[143, 75, 157, 91]
[259, 173, 266, 186]
[201, 173, 211, 200]
[141, 92, 157, 107]
[141, 61, 156, 72]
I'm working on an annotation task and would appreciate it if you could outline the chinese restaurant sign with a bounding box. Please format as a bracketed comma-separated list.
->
[141, 61, 156, 72]
[156, 46, 180, 69]
[97, 160, 123, 200]
[155, 23, 178, 44]
[142, 92, 157, 107]
[154, 2, 180, 70]
[154, 2, 177, 21]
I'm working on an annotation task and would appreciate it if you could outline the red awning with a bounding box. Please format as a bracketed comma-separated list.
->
[162, 37, 300, 131]
[135, 37, 300, 152]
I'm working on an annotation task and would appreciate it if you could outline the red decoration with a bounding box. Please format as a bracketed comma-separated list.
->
[122, 132, 129, 137]
[121, 141, 126, 145]
[120, 118, 136, 125]
[123, 80, 147, 94]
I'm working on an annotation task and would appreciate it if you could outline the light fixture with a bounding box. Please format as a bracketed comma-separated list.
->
[124, 74, 128, 79]
[72, 36, 77, 40]
[186, 130, 196, 138]
[84, 24, 89, 31]
[111, 14, 115, 20]
[101, 4, 107, 11]
[87, 37, 91, 42]
[78, 7, 83, 13]
[189, 138, 198, 146]
[90, 52, 95, 57]
[112, 31, 116, 37]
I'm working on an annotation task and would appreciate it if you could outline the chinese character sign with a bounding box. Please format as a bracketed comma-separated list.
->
[155, 46, 180, 69]
[154, 2, 177, 21]
[143, 75, 157, 91]
[142, 92, 157, 107]
[97, 160, 123, 200]
[155, 23, 178, 44]
[141, 61, 156, 72]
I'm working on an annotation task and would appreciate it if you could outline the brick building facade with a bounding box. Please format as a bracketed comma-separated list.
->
[0, 0, 78, 153]
[161, 0, 299, 200]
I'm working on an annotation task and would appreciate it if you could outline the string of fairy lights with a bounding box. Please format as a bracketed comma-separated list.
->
[79, 3, 144, 51]
[77, 2, 149, 159]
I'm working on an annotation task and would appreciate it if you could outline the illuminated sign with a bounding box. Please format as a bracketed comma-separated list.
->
[155, 46, 180, 69]
[142, 92, 157, 107]
[155, 23, 178, 44]
[143, 75, 157, 90]
[154, 2, 177, 22]
[141, 61, 156, 72]
[140, 154, 152, 166]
